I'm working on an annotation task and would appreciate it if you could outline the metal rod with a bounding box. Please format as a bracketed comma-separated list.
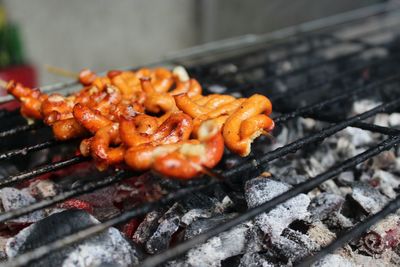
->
[0, 156, 87, 188]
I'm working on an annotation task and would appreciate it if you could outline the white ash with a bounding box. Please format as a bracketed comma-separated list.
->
[312, 254, 355, 267]
[238, 253, 274, 267]
[245, 178, 310, 240]
[338, 171, 355, 185]
[351, 99, 381, 115]
[29, 180, 58, 198]
[171, 221, 261, 267]
[372, 170, 400, 199]
[309, 193, 345, 221]
[389, 113, 400, 127]
[351, 184, 389, 214]
[0, 187, 45, 225]
[374, 113, 390, 127]
[339, 127, 374, 147]
[307, 222, 336, 247]
[371, 151, 397, 170]
[181, 209, 213, 226]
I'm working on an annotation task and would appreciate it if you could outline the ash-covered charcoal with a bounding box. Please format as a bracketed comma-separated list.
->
[245, 177, 310, 240]
[181, 209, 213, 226]
[370, 151, 397, 170]
[0, 187, 45, 228]
[350, 184, 389, 214]
[6, 209, 140, 267]
[308, 193, 345, 221]
[238, 252, 275, 267]
[145, 203, 184, 254]
[337, 171, 355, 185]
[183, 213, 237, 241]
[307, 222, 336, 247]
[170, 221, 262, 267]
[271, 228, 319, 263]
[132, 210, 163, 246]
[358, 214, 400, 257]
[371, 170, 400, 199]
[311, 254, 354, 267]
[29, 179, 58, 199]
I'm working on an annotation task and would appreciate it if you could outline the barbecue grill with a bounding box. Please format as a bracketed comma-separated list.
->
[1, 2, 400, 266]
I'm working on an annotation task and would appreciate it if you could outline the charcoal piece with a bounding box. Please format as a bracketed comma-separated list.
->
[245, 177, 310, 240]
[341, 127, 373, 147]
[371, 151, 396, 170]
[0, 187, 45, 226]
[132, 210, 163, 246]
[29, 180, 58, 198]
[272, 236, 313, 264]
[323, 212, 353, 230]
[270, 228, 319, 263]
[372, 170, 400, 199]
[146, 203, 184, 254]
[238, 253, 275, 267]
[311, 254, 354, 267]
[184, 213, 237, 241]
[171, 221, 262, 267]
[6, 209, 139, 267]
[309, 193, 345, 221]
[181, 209, 213, 226]
[350, 184, 389, 214]
[307, 222, 336, 247]
[389, 113, 400, 127]
[337, 171, 355, 185]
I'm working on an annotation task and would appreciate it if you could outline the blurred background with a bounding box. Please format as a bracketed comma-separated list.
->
[0, 0, 381, 85]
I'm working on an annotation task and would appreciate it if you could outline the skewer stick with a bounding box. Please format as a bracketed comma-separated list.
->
[45, 64, 78, 79]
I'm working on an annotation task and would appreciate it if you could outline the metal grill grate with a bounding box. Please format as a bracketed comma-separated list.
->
[2, 2, 400, 266]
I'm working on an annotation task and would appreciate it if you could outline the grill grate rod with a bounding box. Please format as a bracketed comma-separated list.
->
[0, 156, 86, 188]
[195, 21, 390, 81]
[3, 131, 399, 267]
[1, 99, 400, 266]
[0, 170, 132, 223]
[298, 195, 400, 266]
[0, 123, 44, 138]
[229, 44, 390, 93]
[0, 139, 75, 161]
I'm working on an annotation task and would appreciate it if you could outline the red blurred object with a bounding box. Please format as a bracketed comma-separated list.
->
[0, 64, 37, 95]
[60, 199, 94, 214]
[122, 218, 140, 239]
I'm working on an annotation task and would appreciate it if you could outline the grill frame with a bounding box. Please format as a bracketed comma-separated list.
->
[1, 2, 400, 266]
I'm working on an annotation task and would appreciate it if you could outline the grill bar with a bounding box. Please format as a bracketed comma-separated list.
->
[0, 123, 44, 138]
[0, 140, 67, 161]
[0, 156, 86, 188]
[0, 170, 132, 223]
